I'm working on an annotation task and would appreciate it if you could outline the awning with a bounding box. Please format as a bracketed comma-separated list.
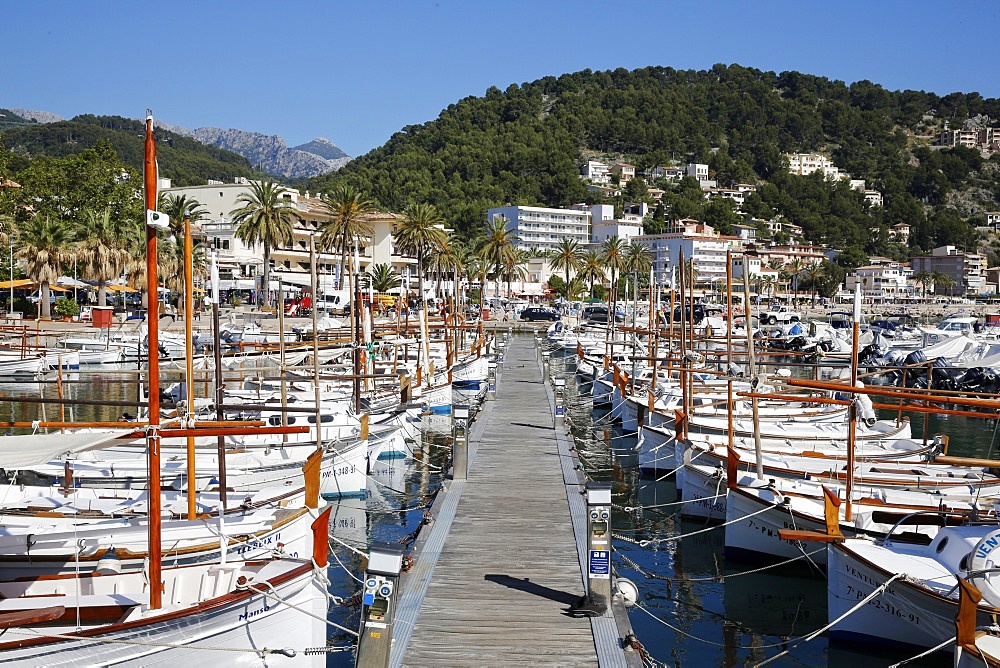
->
[0, 431, 128, 469]
[0, 279, 33, 289]
[106, 284, 139, 293]
[57, 276, 90, 288]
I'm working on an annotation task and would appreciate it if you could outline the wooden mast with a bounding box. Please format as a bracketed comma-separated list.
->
[184, 216, 196, 520]
[143, 111, 163, 610]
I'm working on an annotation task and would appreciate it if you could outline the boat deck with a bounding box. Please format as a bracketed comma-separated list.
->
[391, 336, 636, 666]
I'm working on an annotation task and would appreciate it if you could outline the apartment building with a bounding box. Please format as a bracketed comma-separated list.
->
[936, 129, 982, 149]
[846, 262, 912, 300]
[787, 153, 845, 179]
[582, 160, 610, 184]
[890, 223, 911, 244]
[610, 163, 636, 183]
[648, 165, 685, 181]
[486, 205, 590, 254]
[162, 180, 409, 295]
[634, 222, 742, 291]
[911, 245, 986, 295]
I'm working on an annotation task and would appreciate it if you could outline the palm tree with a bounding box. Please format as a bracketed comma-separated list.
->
[159, 237, 208, 314]
[16, 215, 73, 319]
[766, 258, 785, 299]
[229, 180, 295, 307]
[912, 270, 933, 301]
[158, 193, 207, 240]
[395, 203, 446, 306]
[319, 185, 375, 302]
[478, 215, 518, 298]
[624, 243, 653, 309]
[578, 250, 606, 299]
[785, 257, 806, 305]
[76, 207, 129, 307]
[803, 260, 826, 306]
[367, 263, 402, 293]
[565, 277, 587, 302]
[550, 238, 583, 291]
[426, 234, 462, 299]
[463, 256, 489, 312]
[501, 248, 530, 298]
[602, 236, 628, 325]
[932, 271, 957, 297]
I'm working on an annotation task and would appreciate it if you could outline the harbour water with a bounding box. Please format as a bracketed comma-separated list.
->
[1, 347, 997, 665]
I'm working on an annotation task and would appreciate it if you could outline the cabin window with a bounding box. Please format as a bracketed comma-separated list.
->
[307, 414, 334, 423]
[935, 536, 949, 554]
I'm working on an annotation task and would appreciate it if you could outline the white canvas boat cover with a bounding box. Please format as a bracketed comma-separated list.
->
[0, 431, 127, 469]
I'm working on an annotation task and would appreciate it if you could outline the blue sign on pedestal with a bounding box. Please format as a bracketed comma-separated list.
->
[589, 550, 610, 579]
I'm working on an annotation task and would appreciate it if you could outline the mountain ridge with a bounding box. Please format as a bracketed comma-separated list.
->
[3, 109, 350, 179]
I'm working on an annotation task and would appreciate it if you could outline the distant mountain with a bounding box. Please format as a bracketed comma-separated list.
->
[2, 109, 350, 180]
[8, 108, 64, 124]
[292, 137, 350, 161]
[2, 114, 259, 186]
[185, 127, 350, 179]
[0, 108, 38, 131]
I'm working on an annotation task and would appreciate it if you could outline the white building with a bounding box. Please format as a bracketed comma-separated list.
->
[846, 263, 912, 301]
[162, 180, 410, 297]
[787, 153, 845, 180]
[685, 163, 709, 181]
[582, 160, 610, 184]
[634, 222, 742, 292]
[648, 165, 685, 181]
[486, 205, 590, 254]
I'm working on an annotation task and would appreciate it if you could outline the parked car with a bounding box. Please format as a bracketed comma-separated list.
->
[670, 302, 724, 324]
[520, 307, 559, 322]
[585, 306, 624, 324]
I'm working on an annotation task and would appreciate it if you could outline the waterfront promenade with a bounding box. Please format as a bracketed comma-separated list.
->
[390, 336, 634, 666]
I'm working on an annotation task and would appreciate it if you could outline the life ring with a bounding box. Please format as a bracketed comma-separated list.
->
[967, 528, 1000, 607]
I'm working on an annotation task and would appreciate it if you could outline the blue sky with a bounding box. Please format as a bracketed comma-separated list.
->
[7, 0, 1000, 158]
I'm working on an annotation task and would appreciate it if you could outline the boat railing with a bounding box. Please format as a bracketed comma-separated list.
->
[881, 509, 993, 547]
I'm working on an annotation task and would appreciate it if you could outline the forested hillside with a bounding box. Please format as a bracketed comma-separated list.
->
[1, 114, 260, 186]
[311, 64, 1000, 262]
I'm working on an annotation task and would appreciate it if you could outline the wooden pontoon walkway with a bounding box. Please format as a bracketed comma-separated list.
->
[391, 335, 636, 666]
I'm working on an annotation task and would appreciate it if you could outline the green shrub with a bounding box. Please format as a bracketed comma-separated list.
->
[54, 298, 80, 318]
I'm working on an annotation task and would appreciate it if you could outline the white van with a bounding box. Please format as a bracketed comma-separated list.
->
[316, 290, 350, 314]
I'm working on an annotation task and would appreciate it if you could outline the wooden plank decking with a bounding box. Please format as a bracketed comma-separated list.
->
[391, 336, 628, 666]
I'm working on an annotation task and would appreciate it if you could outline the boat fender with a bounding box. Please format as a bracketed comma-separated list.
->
[856, 394, 877, 426]
[969, 528, 1000, 607]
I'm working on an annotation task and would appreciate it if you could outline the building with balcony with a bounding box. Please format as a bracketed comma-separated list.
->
[162, 180, 412, 297]
[936, 129, 980, 149]
[845, 262, 912, 301]
[633, 223, 742, 293]
[911, 245, 986, 296]
[581, 160, 610, 184]
[610, 162, 636, 183]
[787, 153, 845, 180]
[486, 205, 590, 254]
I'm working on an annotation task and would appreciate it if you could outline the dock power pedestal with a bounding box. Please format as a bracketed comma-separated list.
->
[356, 543, 404, 668]
[572, 481, 613, 617]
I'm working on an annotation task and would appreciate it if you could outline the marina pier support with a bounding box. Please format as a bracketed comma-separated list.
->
[452, 403, 470, 480]
[356, 543, 404, 668]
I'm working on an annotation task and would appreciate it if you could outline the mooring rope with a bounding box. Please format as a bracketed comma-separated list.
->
[754, 572, 905, 666]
